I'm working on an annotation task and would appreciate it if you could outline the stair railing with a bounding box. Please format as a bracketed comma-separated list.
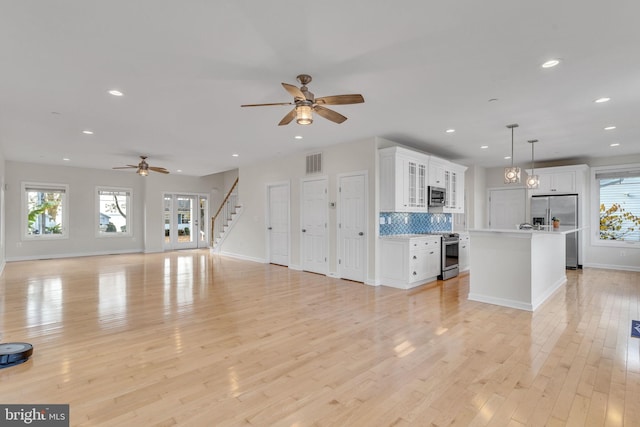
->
[211, 178, 239, 246]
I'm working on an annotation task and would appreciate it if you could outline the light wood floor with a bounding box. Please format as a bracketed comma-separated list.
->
[0, 251, 639, 426]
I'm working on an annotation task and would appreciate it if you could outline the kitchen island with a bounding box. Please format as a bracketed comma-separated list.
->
[468, 226, 581, 311]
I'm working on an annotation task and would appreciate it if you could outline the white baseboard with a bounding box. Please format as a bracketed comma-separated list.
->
[217, 250, 265, 264]
[468, 293, 534, 311]
[583, 263, 640, 272]
[6, 248, 143, 262]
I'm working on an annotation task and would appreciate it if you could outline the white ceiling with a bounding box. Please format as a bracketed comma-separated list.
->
[1, 1, 639, 176]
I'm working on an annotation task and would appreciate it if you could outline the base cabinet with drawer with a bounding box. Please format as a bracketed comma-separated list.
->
[380, 235, 441, 289]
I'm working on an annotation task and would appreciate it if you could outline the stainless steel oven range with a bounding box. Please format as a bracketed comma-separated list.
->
[433, 232, 459, 280]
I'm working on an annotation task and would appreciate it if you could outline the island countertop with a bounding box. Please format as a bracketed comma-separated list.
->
[469, 226, 584, 236]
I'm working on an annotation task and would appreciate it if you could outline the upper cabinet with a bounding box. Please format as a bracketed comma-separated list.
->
[526, 165, 588, 195]
[430, 156, 467, 213]
[444, 163, 467, 213]
[379, 147, 429, 212]
[428, 158, 446, 187]
[380, 147, 467, 213]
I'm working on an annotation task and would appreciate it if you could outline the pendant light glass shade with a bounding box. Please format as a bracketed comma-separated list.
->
[526, 139, 539, 189]
[504, 124, 520, 184]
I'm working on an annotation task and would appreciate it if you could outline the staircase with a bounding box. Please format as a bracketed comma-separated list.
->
[211, 178, 242, 252]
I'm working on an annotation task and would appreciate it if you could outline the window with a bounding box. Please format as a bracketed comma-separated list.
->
[23, 182, 69, 239]
[97, 187, 132, 236]
[593, 165, 640, 245]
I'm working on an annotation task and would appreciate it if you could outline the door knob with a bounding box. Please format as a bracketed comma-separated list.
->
[268, 227, 272, 230]
[302, 229, 306, 232]
[358, 232, 364, 236]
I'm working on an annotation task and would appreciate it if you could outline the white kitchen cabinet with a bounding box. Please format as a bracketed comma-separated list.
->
[526, 167, 581, 195]
[458, 232, 470, 272]
[428, 157, 447, 187]
[379, 147, 429, 212]
[431, 162, 467, 214]
[380, 235, 441, 289]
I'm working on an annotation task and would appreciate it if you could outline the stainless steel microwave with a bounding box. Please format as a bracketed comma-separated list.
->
[428, 186, 446, 207]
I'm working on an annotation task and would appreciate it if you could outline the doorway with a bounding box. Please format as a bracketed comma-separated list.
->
[338, 172, 367, 282]
[164, 193, 209, 250]
[488, 188, 526, 229]
[266, 182, 290, 266]
[301, 177, 328, 275]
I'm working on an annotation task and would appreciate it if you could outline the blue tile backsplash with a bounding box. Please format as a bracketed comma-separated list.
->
[379, 212, 452, 235]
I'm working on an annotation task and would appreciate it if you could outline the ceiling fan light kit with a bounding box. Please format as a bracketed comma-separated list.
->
[113, 156, 169, 176]
[504, 123, 521, 184]
[296, 103, 313, 125]
[241, 74, 364, 126]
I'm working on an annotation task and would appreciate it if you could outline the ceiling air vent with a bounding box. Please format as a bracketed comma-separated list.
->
[306, 153, 322, 175]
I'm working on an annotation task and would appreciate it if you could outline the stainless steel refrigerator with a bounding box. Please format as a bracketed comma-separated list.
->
[531, 194, 579, 269]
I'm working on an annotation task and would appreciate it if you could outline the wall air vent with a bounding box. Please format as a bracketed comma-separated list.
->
[306, 153, 322, 175]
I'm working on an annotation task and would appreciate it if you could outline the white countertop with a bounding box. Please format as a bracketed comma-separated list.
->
[469, 226, 584, 235]
[380, 233, 442, 239]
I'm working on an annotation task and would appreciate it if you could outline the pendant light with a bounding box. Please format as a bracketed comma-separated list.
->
[526, 139, 539, 189]
[504, 123, 521, 184]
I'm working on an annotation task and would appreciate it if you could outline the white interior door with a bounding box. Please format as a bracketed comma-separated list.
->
[301, 178, 328, 274]
[267, 182, 290, 266]
[488, 188, 526, 229]
[338, 172, 366, 282]
[164, 194, 206, 250]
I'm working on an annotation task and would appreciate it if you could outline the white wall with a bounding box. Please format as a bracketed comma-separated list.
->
[219, 137, 379, 282]
[464, 165, 486, 229]
[5, 161, 221, 260]
[0, 152, 6, 272]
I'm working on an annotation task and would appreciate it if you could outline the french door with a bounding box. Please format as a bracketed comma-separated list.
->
[164, 194, 209, 250]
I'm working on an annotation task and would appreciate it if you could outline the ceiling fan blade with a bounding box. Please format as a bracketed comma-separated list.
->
[314, 105, 347, 124]
[278, 108, 297, 126]
[113, 166, 137, 169]
[241, 102, 294, 107]
[282, 83, 306, 101]
[315, 94, 365, 105]
[149, 167, 170, 174]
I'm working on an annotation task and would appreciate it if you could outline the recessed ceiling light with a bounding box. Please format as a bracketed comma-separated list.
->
[63, 157, 70, 161]
[504, 156, 511, 160]
[445, 129, 455, 133]
[232, 154, 239, 157]
[610, 143, 620, 147]
[604, 126, 616, 130]
[176, 169, 183, 173]
[82, 130, 94, 135]
[108, 89, 124, 96]
[294, 135, 303, 140]
[480, 145, 489, 149]
[542, 59, 560, 68]
[594, 97, 611, 103]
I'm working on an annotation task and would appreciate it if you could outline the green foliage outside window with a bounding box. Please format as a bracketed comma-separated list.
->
[27, 196, 63, 235]
[600, 203, 640, 240]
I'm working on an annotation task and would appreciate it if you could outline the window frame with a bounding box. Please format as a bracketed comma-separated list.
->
[96, 186, 133, 238]
[22, 182, 70, 240]
[591, 163, 640, 248]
